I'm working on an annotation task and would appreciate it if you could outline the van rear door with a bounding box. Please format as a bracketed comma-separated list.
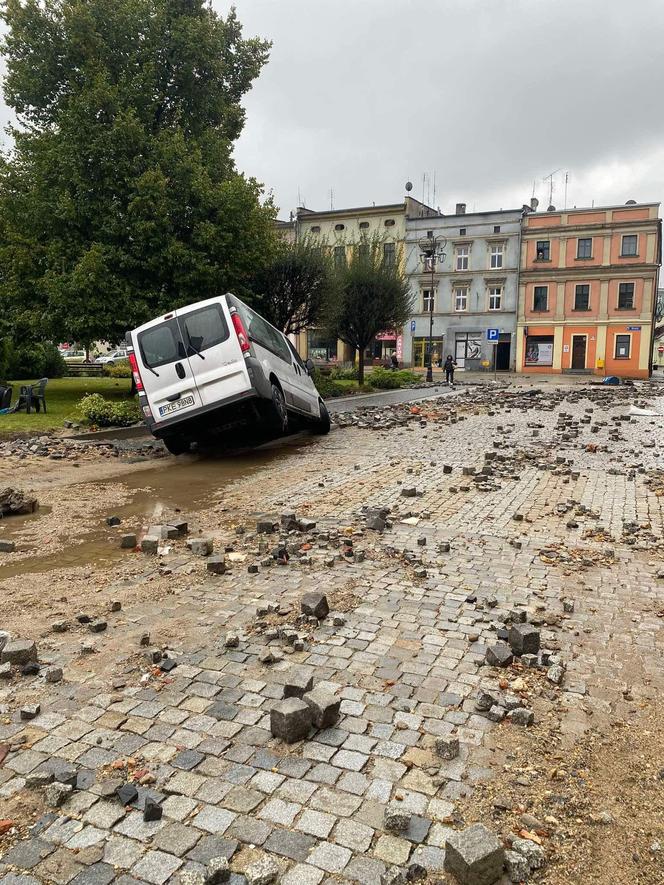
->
[133, 313, 202, 425]
[176, 296, 251, 407]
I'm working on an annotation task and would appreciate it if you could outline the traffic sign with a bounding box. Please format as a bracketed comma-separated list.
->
[487, 328, 499, 341]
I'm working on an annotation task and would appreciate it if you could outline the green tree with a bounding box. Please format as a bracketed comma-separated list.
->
[249, 235, 337, 335]
[329, 239, 412, 385]
[0, 0, 276, 351]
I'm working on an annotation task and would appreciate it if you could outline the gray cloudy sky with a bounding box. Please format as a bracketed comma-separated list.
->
[227, 0, 664, 219]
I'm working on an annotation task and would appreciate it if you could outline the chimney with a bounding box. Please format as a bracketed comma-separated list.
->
[455, 202, 466, 215]
[530, 197, 539, 211]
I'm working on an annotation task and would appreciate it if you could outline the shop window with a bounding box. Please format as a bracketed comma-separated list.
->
[615, 334, 631, 359]
[525, 336, 554, 366]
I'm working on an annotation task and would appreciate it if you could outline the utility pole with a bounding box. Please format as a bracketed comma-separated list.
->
[419, 232, 447, 382]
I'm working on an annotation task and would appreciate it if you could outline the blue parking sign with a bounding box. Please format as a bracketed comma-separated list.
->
[487, 328, 499, 341]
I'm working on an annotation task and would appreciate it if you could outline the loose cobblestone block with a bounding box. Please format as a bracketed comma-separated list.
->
[300, 592, 329, 619]
[52, 763, 78, 786]
[204, 857, 230, 883]
[244, 856, 280, 885]
[508, 708, 534, 727]
[1, 640, 37, 665]
[504, 849, 530, 882]
[283, 667, 314, 699]
[384, 803, 411, 832]
[45, 782, 73, 807]
[547, 664, 565, 685]
[20, 704, 40, 720]
[508, 623, 540, 655]
[270, 698, 312, 743]
[0, 539, 16, 552]
[117, 784, 139, 805]
[206, 556, 226, 575]
[141, 535, 159, 555]
[434, 736, 459, 760]
[444, 824, 504, 885]
[485, 643, 513, 667]
[303, 686, 341, 729]
[511, 837, 546, 869]
[187, 539, 213, 556]
[120, 534, 137, 549]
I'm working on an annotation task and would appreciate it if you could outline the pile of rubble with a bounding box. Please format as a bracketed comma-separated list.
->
[0, 436, 164, 461]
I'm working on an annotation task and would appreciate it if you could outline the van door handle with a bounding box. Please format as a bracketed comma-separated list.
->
[166, 392, 181, 402]
[175, 362, 186, 379]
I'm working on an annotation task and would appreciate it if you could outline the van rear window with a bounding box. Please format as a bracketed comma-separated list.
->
[138, 320, 184, 369]
[180, 305, 229, 354]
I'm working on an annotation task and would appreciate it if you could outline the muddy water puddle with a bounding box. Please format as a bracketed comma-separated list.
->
[0, 435, 315, 580]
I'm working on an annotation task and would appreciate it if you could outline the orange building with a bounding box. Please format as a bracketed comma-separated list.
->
[517, 202, 661, 378]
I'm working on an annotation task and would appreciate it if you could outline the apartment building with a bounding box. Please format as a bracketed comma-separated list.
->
[403, 204, 523, 369]
[293, 197, 438, 363]
[517, 202, 662, 378]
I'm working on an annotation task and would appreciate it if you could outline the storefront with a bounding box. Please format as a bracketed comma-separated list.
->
[454, 332, 483, 369]
[524, 335, 554, 367]
[412, 336, 444, 368]
[364, 332, 403, 365]
[307, 329, 338, 362]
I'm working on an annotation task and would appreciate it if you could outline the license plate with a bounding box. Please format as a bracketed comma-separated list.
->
[158, 394, 195, 417]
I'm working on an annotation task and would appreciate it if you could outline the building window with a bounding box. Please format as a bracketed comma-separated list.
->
[358, 243, 370, 261]
[334, 245, 346, 269]
[334, 223, 345, 232]
[535, 240, 550, 261]
[488, 286, 502, 310]
[618, 282, 634, 309]
[525, 336, 554, 366]
[574, 284, 590, 311]
[311, 225, 321, 234]
[621, 234, 638, 257]
[490, 244, 504, 269]
[359, 221, 369, 230]
[577, 237, 592, 259]
[493, 225, 501, 234]
[615, 334, 631, 359]
[459, 227, 466, 236]
[533, 286, 548, 311]
[455, 245, 469, 271]
[384, 219, 395, 227]
[422, 289, 435, 312]
[383, 242, 396, 267]
[454, 286, 468, 311]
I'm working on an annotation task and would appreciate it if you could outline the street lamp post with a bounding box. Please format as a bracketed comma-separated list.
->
[419, 233, 446, 383]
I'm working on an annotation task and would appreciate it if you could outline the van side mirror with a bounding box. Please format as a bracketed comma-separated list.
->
[304, 358, 314, 374]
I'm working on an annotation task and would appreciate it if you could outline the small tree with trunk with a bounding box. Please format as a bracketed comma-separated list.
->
[249, 235, 337, 334]
[329, 239, 412, 385]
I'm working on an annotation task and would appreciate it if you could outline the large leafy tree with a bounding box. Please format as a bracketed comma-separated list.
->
[0, 0, 276, 350]
[329, 239, 412, 384]
[249, 235, 337, 335]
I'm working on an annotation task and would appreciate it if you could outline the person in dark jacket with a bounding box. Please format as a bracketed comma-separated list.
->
[444, 355, 456, 385]
[390, 353, 399, 370]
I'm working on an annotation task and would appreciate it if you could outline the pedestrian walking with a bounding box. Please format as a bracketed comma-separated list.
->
[444, 354, 456, 385]
[390, 353, 399, 370]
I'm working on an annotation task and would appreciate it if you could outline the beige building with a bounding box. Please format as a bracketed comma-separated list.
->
[284, 197, 438, 363]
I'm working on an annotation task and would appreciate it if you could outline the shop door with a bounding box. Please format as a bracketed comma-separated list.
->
[496, 341, 510, 371]
[571, 336, 587, 370]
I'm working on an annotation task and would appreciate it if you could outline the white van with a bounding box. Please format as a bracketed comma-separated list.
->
[126, 294, 330, 454]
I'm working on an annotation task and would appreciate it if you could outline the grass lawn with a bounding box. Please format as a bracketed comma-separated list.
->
[0, 376, 132, 435]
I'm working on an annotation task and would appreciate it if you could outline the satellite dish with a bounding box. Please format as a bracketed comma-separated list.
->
[625, 199, 637, 205]
[405, 181, 413, 192]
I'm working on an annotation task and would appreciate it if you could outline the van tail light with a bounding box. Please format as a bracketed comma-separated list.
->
[232, 312, 250, 353]
[128, 352, 144, 392]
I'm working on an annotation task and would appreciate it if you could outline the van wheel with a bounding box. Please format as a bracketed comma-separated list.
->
[312, 400, 331, 435]
[163, 435, 190, 456]
[267, 383, 289, 433]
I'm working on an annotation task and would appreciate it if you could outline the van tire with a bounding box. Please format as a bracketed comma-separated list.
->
[163, 435, 191, 456]
[312, 400, 331, 435]
[267, 383, 289, 434]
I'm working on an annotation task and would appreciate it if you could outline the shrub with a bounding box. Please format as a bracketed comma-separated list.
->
[329, 365, 358, 381]
[77, 393, 142, 427]
[310, 367, 345, 398]
[0, 341, 67, 379]
[367, 367, 419, 389]
[104, 360, 132, 378]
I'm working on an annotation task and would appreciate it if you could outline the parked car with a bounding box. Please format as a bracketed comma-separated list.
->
[95, 349, 128, 366]
[62, 349, 88, 364]
[126, 294, 330, 454]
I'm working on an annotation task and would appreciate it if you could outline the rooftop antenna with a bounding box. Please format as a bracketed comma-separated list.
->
[421, 173, 426, 204]
[297, 186, 302, 207]
[564, 172, 569, 210]
[329, 188, 334, 210]
[544, 168, 561, 208]
[432, 170, 436, 209]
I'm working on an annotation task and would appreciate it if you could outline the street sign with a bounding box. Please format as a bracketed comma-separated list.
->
[487, 328, 499, 341]
[627, 326, 641, 331]
[410, 320, 416, 332]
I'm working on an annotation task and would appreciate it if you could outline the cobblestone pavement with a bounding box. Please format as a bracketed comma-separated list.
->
[1, 383, 663, 884]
